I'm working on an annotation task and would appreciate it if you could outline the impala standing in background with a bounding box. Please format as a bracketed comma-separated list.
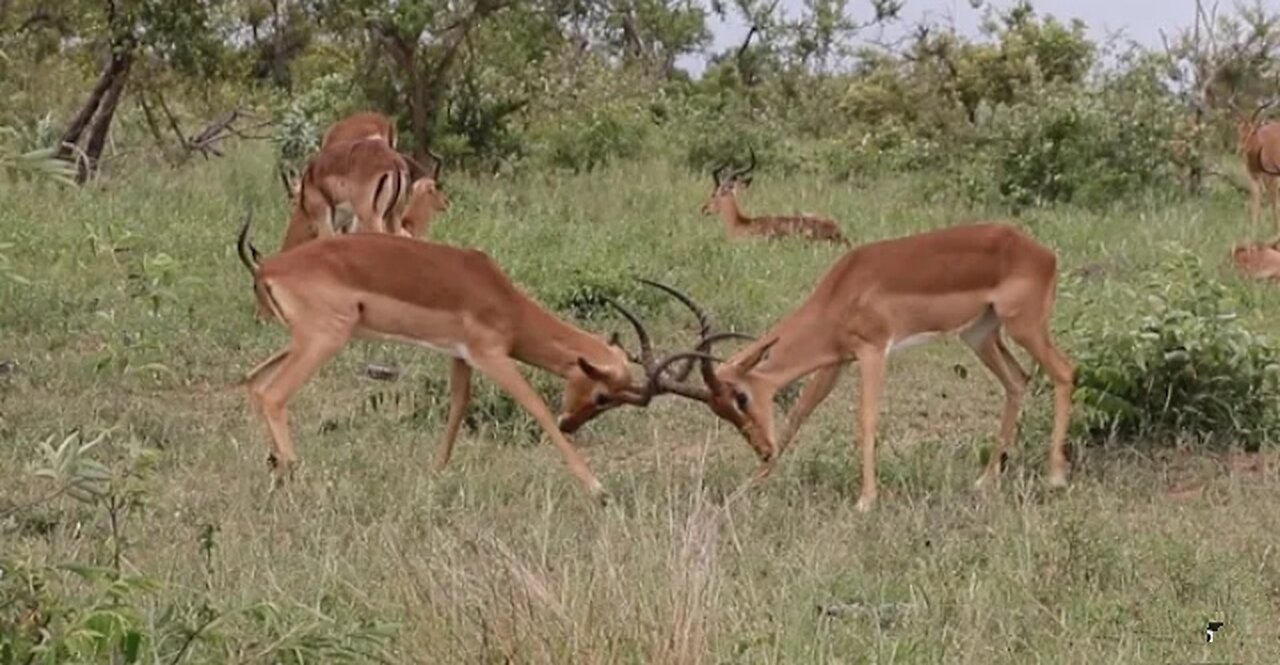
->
[236, 216, 677, 502]
[279, 111, 399, 197]
[702, 149, 847, 244]
[277, 138, 414, 251]
[399, 150, 451, 240]
[643, 223, 1075, 511]
[1239, 99, 1280, 240]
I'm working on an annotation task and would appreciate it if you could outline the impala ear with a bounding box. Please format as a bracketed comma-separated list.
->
[577, 357, 611, 382]
[737, 338, 777, 372]
[738, 176, 753, 188]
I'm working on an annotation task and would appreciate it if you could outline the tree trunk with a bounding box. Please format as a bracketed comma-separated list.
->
[58, 50, 132, 182]
[79, 57, 132, 182]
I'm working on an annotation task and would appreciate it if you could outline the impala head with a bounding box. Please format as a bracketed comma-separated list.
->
[557, 340, 641, 433]
[1235, 97, 1278, 149]
[701, 148, 756, 216]
[555, 279, 758, 434]
[656, 335, 781, 462]
[401, 149, 451, 237]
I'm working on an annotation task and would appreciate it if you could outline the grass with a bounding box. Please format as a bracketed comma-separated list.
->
[5, 146, 1280, 662]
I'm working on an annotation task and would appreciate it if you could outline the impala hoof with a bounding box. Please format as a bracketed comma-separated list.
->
[855, 495, 876, 513]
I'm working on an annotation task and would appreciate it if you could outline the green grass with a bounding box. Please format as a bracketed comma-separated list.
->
[5, 147, 1280, 663]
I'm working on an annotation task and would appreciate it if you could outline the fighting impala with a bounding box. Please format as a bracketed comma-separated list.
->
[702, 149, 847, 244]
[1238, 98, 1280, 239]
[630, 223, 1075, 511]
[236, 216, 677, 502]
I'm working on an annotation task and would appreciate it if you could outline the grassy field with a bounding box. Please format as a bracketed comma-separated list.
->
[5, 146, 1280, 663]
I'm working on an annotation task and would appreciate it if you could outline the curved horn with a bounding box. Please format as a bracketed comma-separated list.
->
[645, 351, 720, 402]
[602, 295, 653, 367]
[732, 146, 757, 180]
[426, 147, 443, 181]
[236, 211, 261, 274]
[1251, 98, 1278, 124]
[711, 160, 731, 186]
[635, 278, 711, 338]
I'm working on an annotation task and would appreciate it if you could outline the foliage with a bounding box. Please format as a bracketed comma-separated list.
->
[1, 430, 397, 663]
[1073, 250, 1280, 449]
[955, 73, 1182, 208]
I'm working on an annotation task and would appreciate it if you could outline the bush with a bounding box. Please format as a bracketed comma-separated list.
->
[1073, 251, 1280, 448]
[959, 80, 1181, 208]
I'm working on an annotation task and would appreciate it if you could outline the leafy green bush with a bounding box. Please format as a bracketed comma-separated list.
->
[1073, 251, 1280, 448]
[958, 78, 1180, 207]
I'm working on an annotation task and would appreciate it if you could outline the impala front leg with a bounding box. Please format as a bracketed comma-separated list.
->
[853, 348, 886, 512]
[470, 354, 607, 503]
[777, 364, 843, 456]
[434, 358, 472, 470]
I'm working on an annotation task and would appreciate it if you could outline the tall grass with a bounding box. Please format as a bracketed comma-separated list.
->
[4, 146, 1280, 662]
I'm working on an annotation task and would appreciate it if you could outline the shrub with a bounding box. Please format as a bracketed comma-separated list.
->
[1073, 250, 1280, 448]
[959, 80, 1181, 208]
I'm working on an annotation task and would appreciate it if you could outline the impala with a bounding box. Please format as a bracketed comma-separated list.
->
[1230, 241, 1280, 282]
[1239, 99, 1280, 239]
[277, 138, 415, 251]
[236, 215, 675, 502]
[643, 223, 1075, 511]
[279, 112, 399, 197]
[400, 153, 451, 239]
[702, 149, 847, 244]
[323, 111, 397, 148]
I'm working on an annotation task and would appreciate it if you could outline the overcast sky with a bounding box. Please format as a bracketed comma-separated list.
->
[685, 0, 1204, 73]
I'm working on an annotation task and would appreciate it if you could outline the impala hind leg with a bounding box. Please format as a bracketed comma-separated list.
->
[434, 358, 472, 470]
[1249, 176, 1264, 238]
[249, 331, 349, 480]
[244, 348, 290, 465]
[1004, 323, 1074, 488]
[777, 364, 843, 456]
[469, 354, 606, 502]
[965, 332, 1029, 489]
[1269, 178, 1280, 241]
[853, 347, 887, 512]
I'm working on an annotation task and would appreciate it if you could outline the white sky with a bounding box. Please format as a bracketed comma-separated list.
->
[684, 0, 1205, 73]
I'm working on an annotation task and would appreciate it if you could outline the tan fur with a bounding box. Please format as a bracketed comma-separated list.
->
[655, 223, 1074, 511]
[321, 111, 397, 149]
[400, 177, 451, 239]
[1230, 242, 1280, 282]
[1239, 112, 1280, 239]
[703, 180, 847, 244]
[279, 139, 411, 252]
[239, 232, 654, 501]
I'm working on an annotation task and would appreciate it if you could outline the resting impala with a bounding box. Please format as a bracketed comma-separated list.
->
[236, 215, 674, 502]
[1230, 242, 1280, 282]
[277, 139, 421, 251]
[638, 223, 1075, 511]
[702, 150, 847, 244]
[1239, 99, 1280, 239]
[279, 111, 399, 198]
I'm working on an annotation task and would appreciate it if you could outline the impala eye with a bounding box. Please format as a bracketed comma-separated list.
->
[594, 394, 611, 407]
[734, 391, 749, 411]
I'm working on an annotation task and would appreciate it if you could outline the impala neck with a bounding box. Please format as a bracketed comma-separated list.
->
[719, 195, 751, 231]
[737, 309, 842, 391]
[511, 299, 610, 377]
